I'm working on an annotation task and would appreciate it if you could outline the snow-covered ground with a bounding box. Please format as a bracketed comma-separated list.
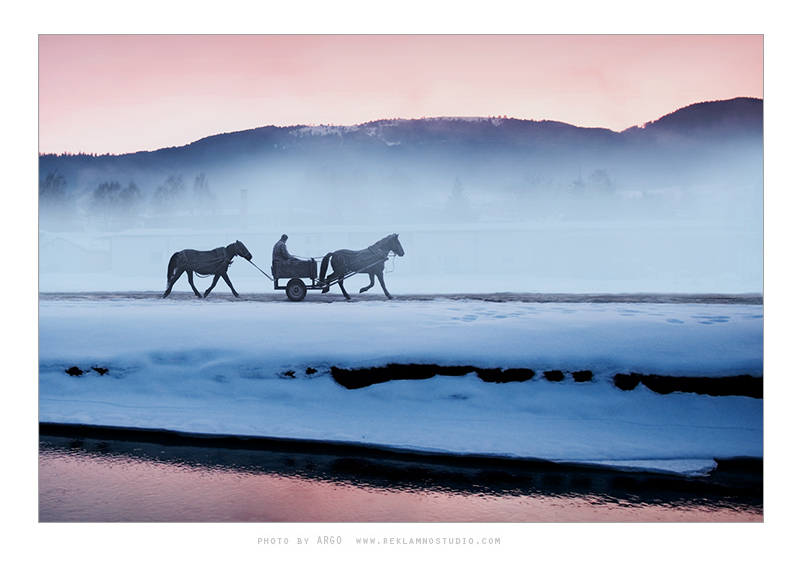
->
[39, 281, 763, 477]
[39, 269, 763, 296]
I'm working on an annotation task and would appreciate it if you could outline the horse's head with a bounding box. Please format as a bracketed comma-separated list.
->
[235, 240, 253, 261]
[390, 233, 404, 257]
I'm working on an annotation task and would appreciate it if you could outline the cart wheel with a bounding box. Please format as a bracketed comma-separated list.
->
[286, 278, 307, 302]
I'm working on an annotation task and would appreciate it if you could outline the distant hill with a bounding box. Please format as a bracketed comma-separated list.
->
[39, 98, 763, 228]
[630, 97, 763, 136]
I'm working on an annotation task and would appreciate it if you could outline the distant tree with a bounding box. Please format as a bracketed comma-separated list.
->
[90, 181, 122, 221]
[569, 170, 586, 196]
[119, 181, 144, 218]
[564, 169, 619, 219]
[192, 173, 216, 214]
[39, 171, 75, 228]
[445, 177, 477, 222]
[89, 180, 143, 229]
[152, 175, 187, 216]
[39, 171, 70, 208]
[588, 169, 614, 194]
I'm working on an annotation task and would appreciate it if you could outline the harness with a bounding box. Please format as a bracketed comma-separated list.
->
[336, 244, 387, 273]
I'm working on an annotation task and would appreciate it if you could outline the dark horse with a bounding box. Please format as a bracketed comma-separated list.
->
[163, 240, 252, 298]
[319, 233, 404, 300]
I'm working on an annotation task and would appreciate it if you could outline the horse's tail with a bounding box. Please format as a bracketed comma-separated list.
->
[166, 252, 179, 283]
[319, 252, 333, 281]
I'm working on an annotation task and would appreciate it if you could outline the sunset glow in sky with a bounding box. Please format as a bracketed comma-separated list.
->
[38, 35, 763, 155]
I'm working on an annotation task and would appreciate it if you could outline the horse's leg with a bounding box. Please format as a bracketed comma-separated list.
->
[359, 273, 376, 294]
[220, 272, 240, 298]
[320, 272, 331, 294]
[324, 262, 350, 300]
[376, 270, 392, 299]
[338, 278, 351, 300]
[163, 269, 183, 298]
[321, 254, 340, 294]
[327, 261, 351, 300]
[186, 271, 203, 298]
[203, 274, 220, 298]
[164, 254, 179, 297]
[319, 253, 332, 292]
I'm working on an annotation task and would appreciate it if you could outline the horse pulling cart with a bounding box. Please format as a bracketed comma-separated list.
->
[251, 233, 405, 301]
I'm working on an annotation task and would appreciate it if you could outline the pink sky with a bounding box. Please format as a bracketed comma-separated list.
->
[38, 35, 763, 155]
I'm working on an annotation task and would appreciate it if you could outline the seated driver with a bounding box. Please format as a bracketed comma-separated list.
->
[272, 234, 301, 266]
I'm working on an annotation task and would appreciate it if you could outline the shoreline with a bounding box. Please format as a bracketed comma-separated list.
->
[39, 421, 763, 486]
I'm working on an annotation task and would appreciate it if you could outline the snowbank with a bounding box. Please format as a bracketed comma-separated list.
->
[38, 296, 763, 477]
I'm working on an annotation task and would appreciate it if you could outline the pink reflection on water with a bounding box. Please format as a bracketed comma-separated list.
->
[39, 449, 761, 523]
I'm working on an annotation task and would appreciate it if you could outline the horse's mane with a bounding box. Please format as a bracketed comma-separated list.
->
[367, 234, 395, 254]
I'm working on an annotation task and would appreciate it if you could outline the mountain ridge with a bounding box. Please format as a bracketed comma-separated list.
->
[38, 97, 763, 227]
[41, 97, 762, 158]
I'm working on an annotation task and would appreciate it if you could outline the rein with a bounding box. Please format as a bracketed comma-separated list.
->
[384, 252, 397, 273]
[350, 252, 394, 275]
[351, 238, 399, 274]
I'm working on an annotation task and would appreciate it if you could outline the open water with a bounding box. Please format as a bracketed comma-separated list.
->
[39, 427, 762, 523]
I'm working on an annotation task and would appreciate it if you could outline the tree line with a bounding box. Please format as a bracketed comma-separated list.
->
[39, 172, 219, 230]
